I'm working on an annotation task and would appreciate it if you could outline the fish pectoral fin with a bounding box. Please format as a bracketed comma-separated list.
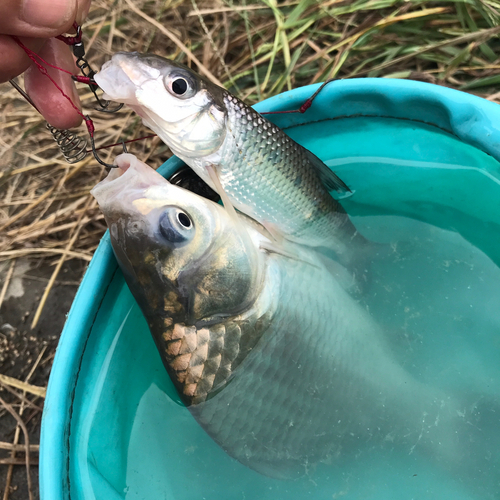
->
[205, 164, 240, 223]
[259, 241, 320, 268]
[304, 148, 351, 194]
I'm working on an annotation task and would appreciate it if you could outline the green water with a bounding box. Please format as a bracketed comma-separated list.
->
[69, 117, 500, 500]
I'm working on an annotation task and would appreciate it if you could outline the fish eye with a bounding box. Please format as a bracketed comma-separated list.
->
[177, 211, 191, 228]
[172, 78, 188, 95]
[164, 73, 196, 99]
[159, 207, 194, 244]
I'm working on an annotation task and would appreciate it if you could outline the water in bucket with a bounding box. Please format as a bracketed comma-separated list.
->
[67, 114, 500, 500]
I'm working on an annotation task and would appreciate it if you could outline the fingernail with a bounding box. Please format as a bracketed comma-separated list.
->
[22, 0, 75, 29]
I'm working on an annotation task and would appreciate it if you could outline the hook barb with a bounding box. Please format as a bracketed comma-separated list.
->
[89, 136, 129, 169]
[95, 100, 124, 113]
[90, 134, 117, 169]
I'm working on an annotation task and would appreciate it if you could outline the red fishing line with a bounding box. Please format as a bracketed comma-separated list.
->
[73, 75, 95, 85]
[11, 29, 154, 165]
[260, 98, 314, 114]
[86, 134, 157, 154]
[12, 35, 95, 137]
[55, 22, 82, 46]
[12, 36, 74, 76]
[260, 80, 330, 115]
[12, 27, 323, 159]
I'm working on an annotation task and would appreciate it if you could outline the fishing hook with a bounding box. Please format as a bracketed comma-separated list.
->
[9, 78, 39, 111]
[89, 133, 128, 169]
[57, 23, 124, 113]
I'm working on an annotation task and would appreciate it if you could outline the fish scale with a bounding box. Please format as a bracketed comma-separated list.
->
[219, 92, 344, 246]
[189, 256, 455, 478]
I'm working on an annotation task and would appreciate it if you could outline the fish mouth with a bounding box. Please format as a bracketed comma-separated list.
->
[95, 52, 159, 102]
[90, 153, 167, 212]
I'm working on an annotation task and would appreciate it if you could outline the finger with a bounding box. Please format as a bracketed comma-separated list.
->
[0, 35, 45, 82]
[0, 0, 77, 38]
[75, 0, 92, 25]
[24, 38, 83, 129]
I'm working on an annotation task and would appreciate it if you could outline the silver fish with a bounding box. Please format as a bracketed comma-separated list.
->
[94, 52, 366, 256]
[91, 154, 471, 481]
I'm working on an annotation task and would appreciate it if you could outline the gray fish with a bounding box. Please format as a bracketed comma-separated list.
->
[91, 154, 470, 480]
[94, 52, 366, 257]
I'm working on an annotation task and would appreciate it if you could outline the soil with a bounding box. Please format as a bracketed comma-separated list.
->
[0, 259, 87, 500]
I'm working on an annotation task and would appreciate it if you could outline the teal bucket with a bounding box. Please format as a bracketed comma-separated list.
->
[40, 79, 500, 500]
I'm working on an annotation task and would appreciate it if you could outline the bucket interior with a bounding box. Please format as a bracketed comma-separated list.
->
[46, 81, 500, 500]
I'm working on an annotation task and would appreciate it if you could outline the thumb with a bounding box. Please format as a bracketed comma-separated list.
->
[0, 0, 78, 39]
[75, 0, 92, 25]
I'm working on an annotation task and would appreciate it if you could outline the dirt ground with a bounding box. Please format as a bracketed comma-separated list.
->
[0, 259, 86, 500]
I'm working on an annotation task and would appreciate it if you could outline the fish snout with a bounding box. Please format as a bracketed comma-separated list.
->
[95, 53, 152, 102]
[90, 154, 168, 214]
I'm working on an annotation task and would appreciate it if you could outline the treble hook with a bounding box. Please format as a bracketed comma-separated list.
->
[57, 22, 124, 113]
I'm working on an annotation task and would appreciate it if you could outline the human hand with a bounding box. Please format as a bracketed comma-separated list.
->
[0, 0, 92, 129]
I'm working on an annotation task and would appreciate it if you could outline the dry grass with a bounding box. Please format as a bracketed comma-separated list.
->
[2, 0, 500, 291]
[1, 0, 500, 497]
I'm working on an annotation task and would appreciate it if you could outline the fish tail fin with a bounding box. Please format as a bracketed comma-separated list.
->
[322, 230, 422, 296]
[304, 148, 351, 194]
[315, 233, 386, 295]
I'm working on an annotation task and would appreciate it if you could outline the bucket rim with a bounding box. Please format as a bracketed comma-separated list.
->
[39, 77, 500, 500]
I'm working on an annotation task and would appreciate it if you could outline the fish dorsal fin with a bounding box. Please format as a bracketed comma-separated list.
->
[304, 148, 351, 194]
